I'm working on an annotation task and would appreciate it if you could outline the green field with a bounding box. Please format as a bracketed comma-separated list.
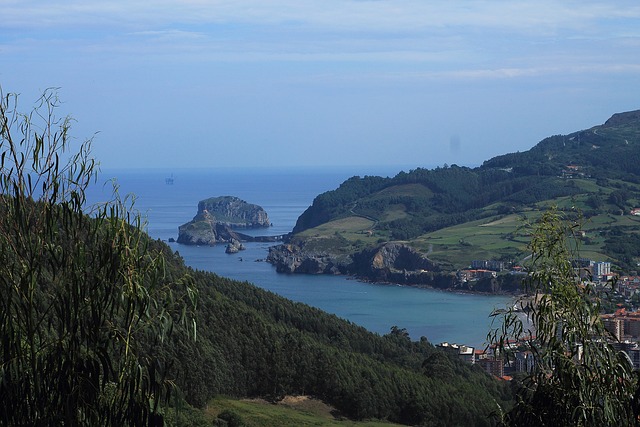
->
[412, 213, 531, 268]
[202, 396, 402, 427]
[412, 200, 640, 269]
[299, 217, 375, 237]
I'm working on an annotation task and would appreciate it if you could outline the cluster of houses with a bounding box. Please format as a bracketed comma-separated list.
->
[436, 340, 534, 380]
[561, 164, 588, 179]
[456, 260, 506, 282]
[441, 259, 640, 379]
[458, 258, 615, 284]
[601, 306, 640, 369]
[571, 258, 615, 282]
[456, 259, 516, 284]
[615, 275, 640, 300]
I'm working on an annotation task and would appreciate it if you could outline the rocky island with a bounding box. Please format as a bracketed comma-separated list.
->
[177, 196, 271, 246]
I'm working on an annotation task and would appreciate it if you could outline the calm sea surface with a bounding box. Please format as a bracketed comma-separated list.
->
[85, 167, 511, 348]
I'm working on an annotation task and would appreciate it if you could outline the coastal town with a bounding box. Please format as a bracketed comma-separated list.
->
[441, 258, 640, 380]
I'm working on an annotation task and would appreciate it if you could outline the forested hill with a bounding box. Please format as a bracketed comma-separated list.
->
[295, 109, 640, 237]
[150, 240, 513, 425]
[483, 109, 640, 179]
[287, 110, 640, 271]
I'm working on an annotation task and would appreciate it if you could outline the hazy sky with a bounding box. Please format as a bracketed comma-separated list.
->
[2, 1, 639, 171]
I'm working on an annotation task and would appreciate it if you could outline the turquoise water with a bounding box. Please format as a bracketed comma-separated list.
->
[86, 167, 511, 348]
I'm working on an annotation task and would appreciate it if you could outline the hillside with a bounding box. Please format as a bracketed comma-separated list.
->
[160, 248, 512, 425]
[268, 109, 640, 282]
[4, 205, 513, 425]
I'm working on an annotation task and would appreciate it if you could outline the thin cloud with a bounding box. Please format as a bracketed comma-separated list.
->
[304, 62, 640, 85]
[3, 0, 640, 34]
[3, 0, 639, 65]
[130, 30, 208, 41]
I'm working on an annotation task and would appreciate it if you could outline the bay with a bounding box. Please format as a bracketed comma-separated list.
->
[86, 166, 511, 348]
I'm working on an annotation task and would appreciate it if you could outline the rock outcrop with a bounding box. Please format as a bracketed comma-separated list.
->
[177, 196, 271, 245]
[362, 242, 437, 276]
[225, 239, 246, 254]
[267, 241, 441, 283]
[267, 241, 350, 275]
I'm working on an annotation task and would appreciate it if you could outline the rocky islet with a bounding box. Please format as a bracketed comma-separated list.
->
[177, 196, 271, 245]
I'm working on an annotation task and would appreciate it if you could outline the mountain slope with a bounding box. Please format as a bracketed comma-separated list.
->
[270, 110, 640, 277]
[157, 243, 513, 426]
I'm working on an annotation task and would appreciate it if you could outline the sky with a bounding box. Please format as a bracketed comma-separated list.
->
[1, 1, 640, 171]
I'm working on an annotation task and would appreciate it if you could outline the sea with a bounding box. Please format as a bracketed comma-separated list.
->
[85, 166, 512, 348]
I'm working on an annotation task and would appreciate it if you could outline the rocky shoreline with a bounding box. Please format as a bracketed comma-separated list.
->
[266, 240, 521, 294]
[266, 240, 446, 282]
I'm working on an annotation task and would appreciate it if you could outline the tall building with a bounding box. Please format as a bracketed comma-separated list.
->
[514, 351, 534, 373]
[477, 357, 504, 377]
[593, 262, 611, 281]
[603, 317, 624, 341]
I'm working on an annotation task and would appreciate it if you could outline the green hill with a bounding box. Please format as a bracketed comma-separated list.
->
[164, 252, 512, 425]
[272, 109, 640, 277]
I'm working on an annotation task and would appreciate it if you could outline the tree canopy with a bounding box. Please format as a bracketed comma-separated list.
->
[490, 208, 639, 426]
[0, 88, 196, 425]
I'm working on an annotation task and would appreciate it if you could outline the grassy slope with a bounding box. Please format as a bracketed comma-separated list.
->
[203, 396, 402, 427]
[296, 177, 640, 270]
[416, 184, 640, 269]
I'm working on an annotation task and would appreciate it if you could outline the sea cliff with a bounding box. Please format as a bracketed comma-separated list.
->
[267, 240, 449, 283]
[266, 240, 520, 293]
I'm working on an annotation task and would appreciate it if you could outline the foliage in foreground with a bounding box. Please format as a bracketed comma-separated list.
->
[490, 208, 640, 426]
[0, 88, 513, 426]
[0, 89, 196, 425]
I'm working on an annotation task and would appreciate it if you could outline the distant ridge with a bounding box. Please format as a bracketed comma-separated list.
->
[604, 109, 640, 127]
